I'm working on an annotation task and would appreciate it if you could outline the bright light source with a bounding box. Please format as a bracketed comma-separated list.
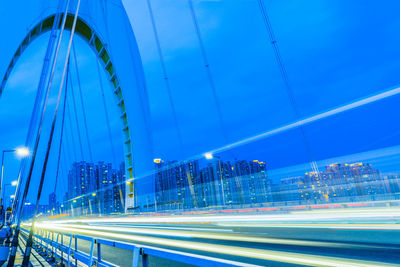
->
[205, 153, 213, 160]
[92, 193, 96, 196]
[11, 181, 17, 186]
[16, 147, 29, 157]
[10, 195, 14, 198]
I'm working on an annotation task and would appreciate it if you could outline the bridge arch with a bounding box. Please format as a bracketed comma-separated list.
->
[0, 5, 154, 212]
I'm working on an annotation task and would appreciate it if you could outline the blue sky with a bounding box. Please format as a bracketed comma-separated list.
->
[124, 0, 400, 167]
[1, 0, 400, 204]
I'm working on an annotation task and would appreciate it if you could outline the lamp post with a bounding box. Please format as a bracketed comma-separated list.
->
[0, 148, 29, 211]
[2, 181, 17, 210]
[205, 153, 226, 207]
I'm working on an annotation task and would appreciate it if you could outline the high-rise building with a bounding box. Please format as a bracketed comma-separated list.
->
[154, 159, 197, 210]
[154, 158, 272, 210]
[198, 164, 221, 207]
[67, 161, 126, 216]
[278, 162, 385, 203]
[97, 162, 114, 214]
[68, 161, 95, 216]
[233, 160, 271, 205]
[113, 162, 126, 213]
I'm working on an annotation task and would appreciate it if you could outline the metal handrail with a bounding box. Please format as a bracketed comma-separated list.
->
[20, 228, 255, 267]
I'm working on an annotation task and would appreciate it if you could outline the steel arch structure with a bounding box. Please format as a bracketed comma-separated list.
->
[0, 1, 154, 211]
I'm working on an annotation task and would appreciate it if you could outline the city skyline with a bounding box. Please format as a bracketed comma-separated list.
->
[31, 157, 400, 216]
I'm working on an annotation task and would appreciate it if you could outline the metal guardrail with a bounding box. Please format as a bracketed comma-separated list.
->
[20, 228, 252, 267]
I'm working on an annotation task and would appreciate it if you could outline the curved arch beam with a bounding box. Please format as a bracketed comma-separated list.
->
[0, 4, 154, 212]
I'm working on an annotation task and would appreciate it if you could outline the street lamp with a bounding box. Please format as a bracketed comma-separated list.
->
[15, 147, 29, 157]
[0, 147, 29, 210]
[204, 153, 213, 160]
[2, 181, 17, 210]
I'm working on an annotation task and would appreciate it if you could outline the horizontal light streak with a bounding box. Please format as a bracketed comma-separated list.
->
[216, 223, 400, 230]
[35, 223, 398, 267]
[89, 224, 234, 233]
[46, 208, 400, 225]
[41, 223, 396, 250]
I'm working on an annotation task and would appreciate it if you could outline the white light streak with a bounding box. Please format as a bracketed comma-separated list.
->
[208, 86, 400, 154]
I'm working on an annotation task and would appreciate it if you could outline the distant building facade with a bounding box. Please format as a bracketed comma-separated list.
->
[154, 159, 197, 210]
[273, 162, 395, 203]
[67, 161, 125, 216]
[154, 158, 272, 211]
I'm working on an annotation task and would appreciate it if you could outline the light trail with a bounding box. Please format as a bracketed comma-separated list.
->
[206, 85, 400, 155]
[33, 223, 399, 267]
[89, 223, 234, 233]
[44, 207, 400, 225]
[216, 223, 400, 230]
[37, 223, 400, 250]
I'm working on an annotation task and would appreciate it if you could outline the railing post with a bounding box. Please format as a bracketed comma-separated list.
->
[132, 246, 140, 267]
[55, 232, 60, 262]
[40, 230, 45, 254]
[61, 233, 64, 266]
[31, 230, 36, 249]
[97, 241, 101, 264]
[74, 236, 78, 267]
[45, 231, 50, 256]
[88, 238, 94, 267]
[67, 234, 72, 267]
[49, 231, 54, 261]
[142, 249, 149, 267]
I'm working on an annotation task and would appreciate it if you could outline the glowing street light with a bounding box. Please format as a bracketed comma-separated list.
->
[11, 181, 17, 186]
[204, 153, 213, 160]
[15, 147, 29, 157]
[1, 147, 29, 210]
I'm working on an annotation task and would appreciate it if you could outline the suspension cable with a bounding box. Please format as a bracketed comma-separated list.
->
[22, 0, 81, 264]
[188, 0, 229, 144]
[10, 1, 68, 224]
[9, 1, 72, 266]
[96, 58, 117, 165]
[65, 96, 79, 160]
[15, 0, 72, 224]
[146, 0, 184, 154]
[72, 40, 94, 162]
[60, 138, 72, 209]
[257, 0, 320, 174]
[63, 108, 74, 166]
[68, 64, 85, 160]
[51, 58, 69, 212]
